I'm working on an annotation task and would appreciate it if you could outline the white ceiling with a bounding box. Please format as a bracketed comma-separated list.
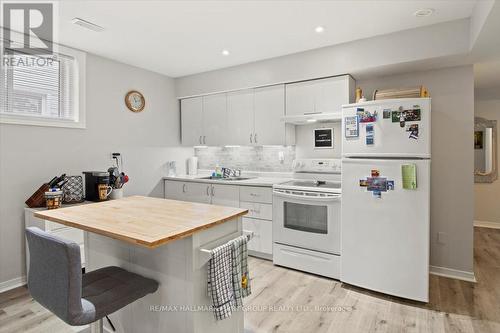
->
[57, 1, 479, 78]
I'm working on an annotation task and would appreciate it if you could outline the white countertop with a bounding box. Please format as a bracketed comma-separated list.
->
[163, 170, 292, 187]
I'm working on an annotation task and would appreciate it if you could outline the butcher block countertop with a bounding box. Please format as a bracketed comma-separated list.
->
[34, 196, 248, 248]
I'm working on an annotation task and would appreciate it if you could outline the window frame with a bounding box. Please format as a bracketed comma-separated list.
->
[0, 34, 86, 129]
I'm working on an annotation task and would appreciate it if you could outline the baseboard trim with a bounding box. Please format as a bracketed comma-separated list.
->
[474, 220, 500, 229]
[0, 275, 27, 293]
[430, 265, 476, 283]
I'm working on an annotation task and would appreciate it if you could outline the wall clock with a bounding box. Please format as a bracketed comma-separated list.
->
[125, 90, 145, 112]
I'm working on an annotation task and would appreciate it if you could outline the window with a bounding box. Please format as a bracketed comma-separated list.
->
[0, 42, 85, 128]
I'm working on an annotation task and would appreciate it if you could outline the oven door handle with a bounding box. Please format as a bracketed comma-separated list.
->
[273, 190, 341, 202]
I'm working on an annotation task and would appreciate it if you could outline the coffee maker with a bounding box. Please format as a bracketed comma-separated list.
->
[83, 171, 111, 201]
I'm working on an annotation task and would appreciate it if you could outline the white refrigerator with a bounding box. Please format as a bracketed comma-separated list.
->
[341, 98, 431, 302]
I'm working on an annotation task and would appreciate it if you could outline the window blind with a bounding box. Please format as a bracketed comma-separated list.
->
[0, 51, 76, 121]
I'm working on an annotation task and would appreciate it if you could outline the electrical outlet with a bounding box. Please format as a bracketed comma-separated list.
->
[437, 232, 447, 245]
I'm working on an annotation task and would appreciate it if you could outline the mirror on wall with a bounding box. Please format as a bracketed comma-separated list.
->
[474, 117, 498, 183]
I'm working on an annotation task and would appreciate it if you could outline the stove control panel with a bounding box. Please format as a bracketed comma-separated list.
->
[292, 159, 342, 173]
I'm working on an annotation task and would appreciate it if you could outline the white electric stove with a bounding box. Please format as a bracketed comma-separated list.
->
[272, 159, 342, 279]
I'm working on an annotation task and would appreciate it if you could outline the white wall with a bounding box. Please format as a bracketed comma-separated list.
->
[176, 60, 475, 275]
[474, 99, 500, 225]
[0, 54, 193, 286]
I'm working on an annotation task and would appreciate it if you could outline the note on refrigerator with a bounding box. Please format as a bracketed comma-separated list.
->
[402, 164, 417, 189]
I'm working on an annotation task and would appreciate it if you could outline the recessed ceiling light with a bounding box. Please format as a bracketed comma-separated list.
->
[306, 118, 317, 123]
[221, 49, 230, 56]
[414, 8, 435, 17]
[315, 26, 325, 33]
[71, 18, 104, 32]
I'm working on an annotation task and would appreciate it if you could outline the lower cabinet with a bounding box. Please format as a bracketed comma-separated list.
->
[164, 180, 273, 259]
[164, 180, 211, 204]
[211, 184, 240, 208]
[242, 217, 272, 256]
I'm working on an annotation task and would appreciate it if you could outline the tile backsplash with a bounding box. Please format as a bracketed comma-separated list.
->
[195, 146, 296, 172]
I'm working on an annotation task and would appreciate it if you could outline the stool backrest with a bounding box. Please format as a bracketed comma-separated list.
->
[25, 227, 84, 323]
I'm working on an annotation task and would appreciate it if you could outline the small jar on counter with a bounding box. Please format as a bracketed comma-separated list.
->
[45, 189, 63, 209]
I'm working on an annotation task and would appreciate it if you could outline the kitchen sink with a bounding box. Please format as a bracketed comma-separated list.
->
[198, 176, 255, 181]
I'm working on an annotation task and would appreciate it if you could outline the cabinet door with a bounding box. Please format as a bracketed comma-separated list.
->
[181, 97, 204, 146]
[202, 94, 227, 146]
[185, 182, 212, 204]
[242, 217, 260, 252]
[314, 76, 350, 114]
[165, 180, 211, 204]
[227, 90, 254, 145]
[164, 180, 185, 200]
[285, 80, 316, 116]
[211, 184, 240, 208]
[254, 85, 286, 145]
[242, 217, 272, 255]
[259, 219, 273, 255]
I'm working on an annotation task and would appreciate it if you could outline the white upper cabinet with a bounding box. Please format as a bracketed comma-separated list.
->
[181, 97, 203, 146]
[202, 94, 227, 146]
[286, 75, 354, 116]
[227, 90, 254, 145]
[254, 85, 292, 146]
[181, 84, 294, 146]
[285, 80, 316, 116]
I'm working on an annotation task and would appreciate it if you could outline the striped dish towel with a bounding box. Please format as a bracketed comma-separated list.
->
[231, 235, 251, 308]
[207, 235, 252, 320]
[207, 242, 234, 320]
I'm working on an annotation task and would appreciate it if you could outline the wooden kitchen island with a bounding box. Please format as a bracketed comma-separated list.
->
[35, 196, 248, 333]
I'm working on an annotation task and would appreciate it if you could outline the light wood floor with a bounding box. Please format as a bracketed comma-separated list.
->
[1, 227, 499, 333]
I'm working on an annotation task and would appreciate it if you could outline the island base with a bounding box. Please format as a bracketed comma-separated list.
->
[84, 217, 244, 333]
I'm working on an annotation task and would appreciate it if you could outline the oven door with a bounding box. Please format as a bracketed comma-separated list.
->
[273, 189, 341, 254]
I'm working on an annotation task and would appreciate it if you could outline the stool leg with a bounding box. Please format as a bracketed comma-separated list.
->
[90, 319, 103, 333]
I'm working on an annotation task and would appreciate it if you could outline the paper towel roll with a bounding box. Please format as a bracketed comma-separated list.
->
[187, 157, 198, 175]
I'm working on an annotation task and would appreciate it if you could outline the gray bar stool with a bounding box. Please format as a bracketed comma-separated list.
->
[25, 227, 159, 333]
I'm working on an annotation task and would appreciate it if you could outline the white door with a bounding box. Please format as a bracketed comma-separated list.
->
[341, 158, 430, 302]
[342, 98, 431, 158]
[314, 76, 350, 114]
[210, 184, 240, 207]
[203, 93, 227, 146]
[227, 90, 254, 145]
[285, 80, 316, 116]
[254, 85, 285, 145]
[181, 97, 203, 146]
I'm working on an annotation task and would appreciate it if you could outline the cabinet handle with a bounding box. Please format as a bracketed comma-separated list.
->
[250, 133, 253, 143]
[211, 186, 215, 196]
[199, 136, 202, 144]
[182, 184, 186, 193]
[254, 133, 257, 143]
[206, 185, 210, 196]
[203, 136, 206, 145]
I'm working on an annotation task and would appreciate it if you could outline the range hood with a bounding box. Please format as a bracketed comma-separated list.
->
[281, 112, 342, 125]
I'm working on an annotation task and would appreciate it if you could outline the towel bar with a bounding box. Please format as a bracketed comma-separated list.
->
[199, 230, 254, 265]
